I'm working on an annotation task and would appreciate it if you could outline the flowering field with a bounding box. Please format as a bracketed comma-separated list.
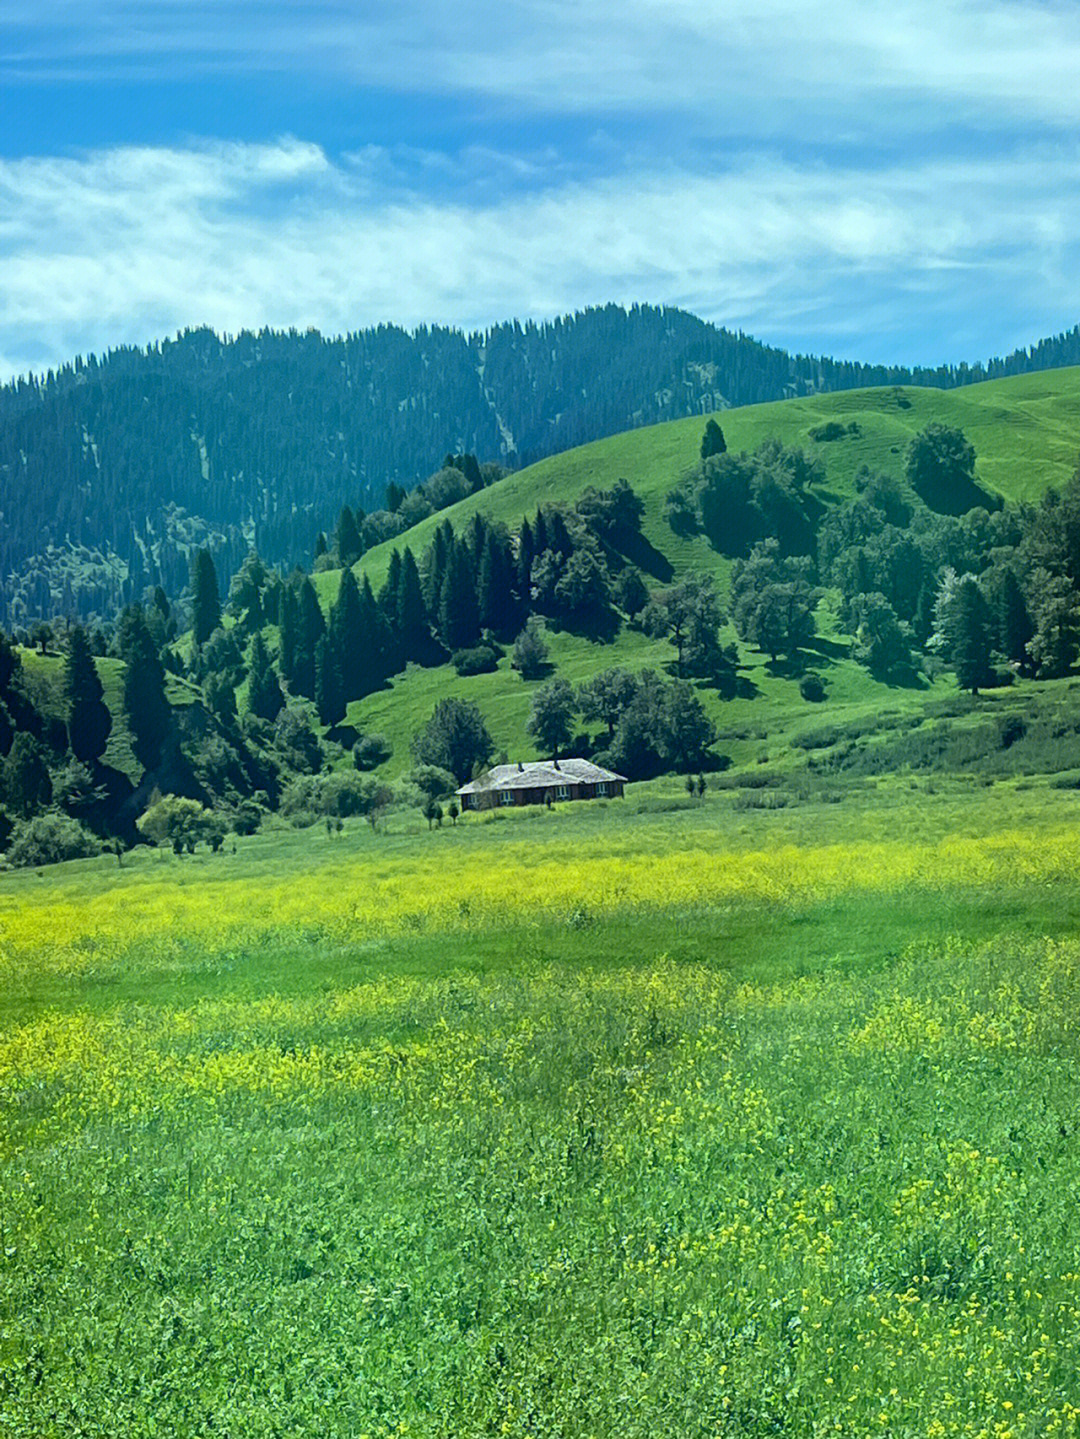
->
[3, 796, 1080, 1435]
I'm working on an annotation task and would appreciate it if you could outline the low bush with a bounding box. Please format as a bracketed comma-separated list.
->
[452, 645, 498, 676]
[6, 813, 102, 867]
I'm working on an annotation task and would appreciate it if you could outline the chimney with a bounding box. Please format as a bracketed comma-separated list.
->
[553, 759, 560, 770]
[518, 761, 524, 771]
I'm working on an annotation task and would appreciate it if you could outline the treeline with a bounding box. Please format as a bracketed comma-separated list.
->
[6, 303, 1080, 627]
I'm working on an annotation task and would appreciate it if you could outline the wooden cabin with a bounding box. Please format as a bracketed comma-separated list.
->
[455, 759, 627, 811]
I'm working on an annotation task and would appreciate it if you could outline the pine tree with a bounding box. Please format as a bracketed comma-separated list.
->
[65, 624, 111, 764]
[330, 567, 365, 700]
[950, 576, 995, 694]
[292, 578, 326, 699]
[517, 516, 535, 599]
[379, 550, 405, 673]
[335, 505, 363, 567]
[2, 733, 52, 817]
[423, 523, 451, 619]
[247, 631, 285, 721]
[278, 585, 300, 685]
[358, 574, 391, 691]
[999, 569, 1034, 672]
[191, 548, 221, 647]
[700, 418, 727, 460]
[315, 634, 345, 728]
[120, 606, 170, 772]
[478, 529, 518, 638]
[439, 541, 480, 651]
[397, 548, 432, 662]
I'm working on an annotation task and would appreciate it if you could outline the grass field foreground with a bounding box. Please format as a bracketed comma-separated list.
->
[3, 785, 1080, 1434]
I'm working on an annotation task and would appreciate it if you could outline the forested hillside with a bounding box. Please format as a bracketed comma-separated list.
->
[4, 304, 1080, 628]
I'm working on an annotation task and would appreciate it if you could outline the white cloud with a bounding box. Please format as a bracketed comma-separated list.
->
[1, 136, 1079, 377]
[5, 1, 1080, 136]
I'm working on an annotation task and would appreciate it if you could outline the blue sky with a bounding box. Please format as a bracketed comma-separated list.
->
[2, 0, 1079, 380]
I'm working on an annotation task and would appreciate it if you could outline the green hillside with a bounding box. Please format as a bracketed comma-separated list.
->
[306, 369, 1080, 774]
[325, 367, 1080, 606]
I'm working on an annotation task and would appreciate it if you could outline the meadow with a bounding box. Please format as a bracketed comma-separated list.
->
[3, 777, 1080, 1436]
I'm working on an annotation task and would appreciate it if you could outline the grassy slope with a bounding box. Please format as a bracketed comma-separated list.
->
[312, 369, 1080, 773]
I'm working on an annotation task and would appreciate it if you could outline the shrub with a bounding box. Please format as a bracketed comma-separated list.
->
[231, 798, 263, 835]
[353, 734, 393, 770]
[6, 814, 102, 867]
[799, 672, 828, 703]
[408, 765, 457, 801]
[452, 645, 498, 676]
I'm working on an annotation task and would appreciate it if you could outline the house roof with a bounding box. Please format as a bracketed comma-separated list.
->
[456, 758, 627, 796]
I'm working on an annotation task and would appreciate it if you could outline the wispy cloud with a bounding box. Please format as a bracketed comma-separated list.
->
[1, 137, 1078, 378]
[6, 1, 1080, 137]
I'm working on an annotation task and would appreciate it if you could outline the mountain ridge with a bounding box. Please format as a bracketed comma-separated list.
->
[4, 303, 1080, 627]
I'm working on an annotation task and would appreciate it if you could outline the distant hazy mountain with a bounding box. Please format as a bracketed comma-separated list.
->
[2, 303, 1079, 625]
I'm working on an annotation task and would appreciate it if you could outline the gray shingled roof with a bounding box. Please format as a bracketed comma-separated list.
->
[456, 758, 627, 796]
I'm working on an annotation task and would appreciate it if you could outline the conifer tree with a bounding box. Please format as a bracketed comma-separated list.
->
[292, 578, 326, 699]
[120, 606, 170, 772]
[700, 418, 727, 459]
[397, 547, 432, 661]
[358, 574, 391, 691]
[315, 634, 345, 728]
[2, 732, 52, 816]
[423, 523, 451, 618]
[517, 516, 535, 599]
[65, 624, 111, 764]
[191, 548, 221, 647]
[439, 540, 480, 651]
[247, 631, 285, 721]
[379, 550, 405, 672]
[478, 529, 518, 638]
[278, 585, 300, 685]
[335, 506, 363, 567]
[330, 567, 365, 700]
[999, 569, 1034, 672]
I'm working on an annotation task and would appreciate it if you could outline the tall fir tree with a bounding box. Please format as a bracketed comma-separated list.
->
[191, 548, 222, 647]
[950, 576, 995, 694]
[423, 522, 452, 619]
[121, 606, 171, 772]
[478, 529, 518, 638]
[330, 566, 365, 700]
[278, 584, 300, 685]
[315, 634, 345, 728]
[999, 568, 1034, 672]
[517, 516, 536, 599]
[65, 624, 111, 764]
[247, 631, 285, 721]
[293, 578, 326, 699]
[335, 506, 363, 567]
[439, 540, 481, 651]
[397, 547, 433, 662]
[359, 574, 391, 692]
[379, 550, 405, 673]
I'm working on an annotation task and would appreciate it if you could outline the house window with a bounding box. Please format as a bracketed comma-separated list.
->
[499, 789, 514, 805]
[597, 782, 608, 796]
[557, 785, 570, 800]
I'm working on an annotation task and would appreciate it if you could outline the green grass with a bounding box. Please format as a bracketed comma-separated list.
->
[4, 779, 1080, 1434]
[316, 365, 1080, 607]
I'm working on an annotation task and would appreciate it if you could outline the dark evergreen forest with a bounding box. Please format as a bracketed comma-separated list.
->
[3, 302, 1080, 626]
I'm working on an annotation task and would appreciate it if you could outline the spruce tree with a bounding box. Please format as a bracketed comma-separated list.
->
[330, 567, 365, 700]
[292, 578, 326, 699]
[950, 576, 995, 694]
[2, 733, 52, 817]
[121, 606, 170, 772]
[478, 529, 518, 638]
[379, 550, 405, 673]
[423, 524, 450, 618]
[278, 585, 300, 686]
[700, 418, 727, 460]
[397, 548, 432, 662]
[315, 634, 345, 728]
[517, 516, 535, 600]
[999, 569, 1034, 672]
[439, 540, 480, 651]
[191, 549, 221, 647]
[358, 574, 391, 692]
[247, 631, 285, 721]
[335, 506, 363, 567]
[65, 624, 111, 764]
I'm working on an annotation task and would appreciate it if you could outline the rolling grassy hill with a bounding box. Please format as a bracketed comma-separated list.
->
[309, 368, 1080, 775]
